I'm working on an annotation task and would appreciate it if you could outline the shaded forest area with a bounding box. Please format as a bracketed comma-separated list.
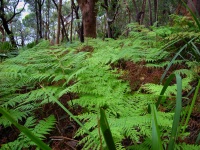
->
[0, 0, 200, 150]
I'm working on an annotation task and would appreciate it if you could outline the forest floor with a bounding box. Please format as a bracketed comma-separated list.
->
[0, 57, 200, 150]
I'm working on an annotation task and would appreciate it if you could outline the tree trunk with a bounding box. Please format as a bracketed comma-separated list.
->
[35, 0, 39, 43]
[132, 0, 139, 21]
[45, 0, 50, 40]
[102, 0, 119, 38]
[38, 0, 44, 39]
[71, 2, 83, 42]
[140, 0, 147, 25]
[56, 0, 62, 44]
[52, 0, 69, 42]
[0, 25, 5, 42]
[70, 0, 73, 43]
[77, 0, 98, 38]
[148, 0, 153, 26]
[154, 0, 158, 24]
[1, 18, 17, 48]
[38, 4, 43, 39]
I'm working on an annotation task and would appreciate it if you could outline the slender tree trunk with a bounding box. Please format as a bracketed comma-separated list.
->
[20, 30, 25, 46]
[77, 0, 98, 38]
[52, 0, 69, 42]
[124, 0, 131, 34]
[1, 18, 17, 48]
[148, 0, 153, 26]
[35, 0, 39, 43]
[102, 0, 119, 38]
[71, 0, 83, 42]
[80, 21, 84, 42]
[140, 0, 147, 25]
[56, 0, 62, 44]
[47, 0, 50, 39]
[132, 0, 139, 21]
[38, 3, 43, 39]
[70, 0, 73, 43]
[0, 25, 5, 42]
[44, 0, 50, 40]
[61, 16, 69, 42]
[154, 0, 158, 25]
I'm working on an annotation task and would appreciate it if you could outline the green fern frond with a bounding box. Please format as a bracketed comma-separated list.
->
[175, 143, 200, 150]
[0, 109, 29, 127]
[0, 115, 55, 150]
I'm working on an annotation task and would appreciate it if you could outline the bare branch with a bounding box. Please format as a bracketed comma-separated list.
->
[52, 0, 58, 10]
[7, 1, 27, 23]
[101, 3, 107, 10]
[108, 3, 120, 23]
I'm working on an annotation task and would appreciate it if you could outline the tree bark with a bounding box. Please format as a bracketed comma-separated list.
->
[132, 0, 139, 21]
[140, 0, 147, 25]
[44, 0, 50, 40]
[102, 0, 120, 38]
[1, 17, 17, 47]
[56, 0, 62, 44]
[148, 0, 153, 26]
[71, 0, 83, 42]
[77, 0, 98, 38]
[35, 0, 40, 42]
[52, 0, 69, 42]
[0, 25, 5, 42]
[154, 0, 158, 24]
[70, 0, 73, 43]
[38, 0, 44, 39]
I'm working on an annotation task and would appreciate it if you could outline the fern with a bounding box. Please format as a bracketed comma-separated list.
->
[0, 115, 56, 150]
[0, 19, 199, 150]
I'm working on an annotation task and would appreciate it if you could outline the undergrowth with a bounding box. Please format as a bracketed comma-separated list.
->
[0, 15, 200, 150]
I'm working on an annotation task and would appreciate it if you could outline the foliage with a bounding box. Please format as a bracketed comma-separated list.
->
[27, 41, 37, 48]
[0, 14, 200, 150]
[0, 115, 55, 150]
[0, 42, 12, 53]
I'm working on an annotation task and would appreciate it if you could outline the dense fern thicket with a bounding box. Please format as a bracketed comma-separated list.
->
[0, 15, 200, 150]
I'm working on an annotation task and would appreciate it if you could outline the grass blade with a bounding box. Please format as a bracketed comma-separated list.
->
[0, 108, 51, 150]
[156, 74, 175, 108]
[196, 132, 200, 144]
[182, 79, 200, 134]
[41, 86, 99, 145]
[100, 108, 116, 150]
[168, 74, 182, 150]
[151, 104, 163, 150]
[160, 38, 195, 83]
[181, 0, 200, 30]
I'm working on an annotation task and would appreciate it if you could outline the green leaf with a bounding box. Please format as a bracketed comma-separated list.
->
[160, 38, 195, 83]
[196, 132, 200, 144]
[151, 104, 163, 150]
[156, 74, 175, 109]
[168, 74, 182, 150]
[182, 79, 200, 133]
[100, 108, 116, 150]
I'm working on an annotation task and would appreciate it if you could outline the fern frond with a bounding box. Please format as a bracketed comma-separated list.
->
[0, 115, 56, 150]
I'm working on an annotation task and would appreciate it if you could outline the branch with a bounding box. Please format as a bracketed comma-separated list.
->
[101, 3, 108, 10]
[108, 3, 120, 23]
[41, 0, 45, 6]
[7, 1, 27, 23]
[52, 0, 58, 10]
